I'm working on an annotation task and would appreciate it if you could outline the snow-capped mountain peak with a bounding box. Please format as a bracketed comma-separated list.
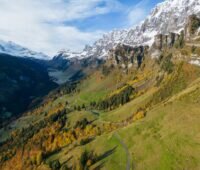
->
[55, 0, 200, 60]
[0, 40, 49, 60]
[54, 49, 91, 60]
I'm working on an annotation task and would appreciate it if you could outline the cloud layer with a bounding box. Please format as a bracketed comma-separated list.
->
[0, 0, 123, 56]
[0, 0, 158, 57]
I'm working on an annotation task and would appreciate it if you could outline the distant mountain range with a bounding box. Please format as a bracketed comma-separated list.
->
[0, 40, 49, 60]
[0, 0, 200, 62]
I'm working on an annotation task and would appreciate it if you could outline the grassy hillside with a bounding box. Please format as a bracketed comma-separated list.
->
[0, 47, 200, 170]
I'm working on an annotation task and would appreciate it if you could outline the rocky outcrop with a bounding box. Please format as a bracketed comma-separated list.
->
[107, 15, 200, 69]
[153, 32, 182, 49]
[108, 44, 148, 70]
[185, 15, 200, 40]
[153, 15, 200, 50]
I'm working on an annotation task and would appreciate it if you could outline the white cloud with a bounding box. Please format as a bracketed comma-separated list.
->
[128, 8, 147, 26]
[127, 0, 151, 26]
[0, 0, 122, 57]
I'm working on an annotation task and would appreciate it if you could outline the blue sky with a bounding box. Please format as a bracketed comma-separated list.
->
[66, 0, 163, 31]
[0, 0, 163, 56]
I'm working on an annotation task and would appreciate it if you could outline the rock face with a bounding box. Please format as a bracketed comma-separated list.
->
[108, 15, 200, 69]
[56, 0, 200, 60]
[150, 31, 185, 59]
[153, 14, 200, 50]
[108, 44, 148, 71]
[185, 14, 200, 40]
[153, 32, 182, 49]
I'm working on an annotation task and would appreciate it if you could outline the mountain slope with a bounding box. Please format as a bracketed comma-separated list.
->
[0, 0, 200, 170]
[1, 52, 200, 169]
[0, 54, 57, 126]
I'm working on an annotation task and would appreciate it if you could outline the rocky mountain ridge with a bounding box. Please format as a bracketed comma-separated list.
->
[49, 13, 200, 84]
[106, 14, 200, 72]
[55, 0, 200, 60]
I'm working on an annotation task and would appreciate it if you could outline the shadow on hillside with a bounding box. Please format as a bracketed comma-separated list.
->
[92, 146, 117, 170]
[93, 161, 106, 170]
[43, 148, 62, 160]
[79, 137, 96, 146]
[97, 146, 117, 161]
[62, 156, 73, 166]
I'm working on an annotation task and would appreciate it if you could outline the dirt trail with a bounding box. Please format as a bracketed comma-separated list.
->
[114, 132, 131, 170]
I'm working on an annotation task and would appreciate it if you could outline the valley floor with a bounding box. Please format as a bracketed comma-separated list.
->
[0, 59, 200, 170]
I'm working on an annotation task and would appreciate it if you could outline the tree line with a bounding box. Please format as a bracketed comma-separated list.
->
[96, 85, 134, 110]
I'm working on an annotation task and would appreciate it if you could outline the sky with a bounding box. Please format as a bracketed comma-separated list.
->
[0, 0, 163, 56]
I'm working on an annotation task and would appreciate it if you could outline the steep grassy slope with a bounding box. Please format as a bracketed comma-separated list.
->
[86, 86, 200, 170]
[46, 63, 200, 170]
[0, 52, 200, 170]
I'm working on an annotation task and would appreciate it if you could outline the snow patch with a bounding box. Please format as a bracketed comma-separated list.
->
[56, 0, 200, 61]
[0, 40, 49, 60]
[189, 59, 200, 66]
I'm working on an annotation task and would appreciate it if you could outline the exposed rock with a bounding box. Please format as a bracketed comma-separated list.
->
[185, 14, 200, 40]
[153, 32, 181, 49]
[108, 44, 148, 70]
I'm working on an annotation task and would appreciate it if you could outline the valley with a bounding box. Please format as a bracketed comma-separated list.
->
[0, 54, 57, 127]
[1, 39, 200, 169]
[0, 0, 200, 170]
